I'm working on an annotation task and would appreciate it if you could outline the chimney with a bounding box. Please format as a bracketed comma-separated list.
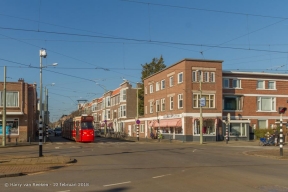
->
[18, 78, 24, 82]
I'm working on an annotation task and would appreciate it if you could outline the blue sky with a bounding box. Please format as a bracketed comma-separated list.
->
[1, 0, 288, 121]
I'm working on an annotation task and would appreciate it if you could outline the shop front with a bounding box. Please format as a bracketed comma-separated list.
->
[193, 118, 219, 142]
[150, 118, 183, 140]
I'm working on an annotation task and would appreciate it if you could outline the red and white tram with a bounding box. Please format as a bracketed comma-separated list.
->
[62, 114, 94, 142]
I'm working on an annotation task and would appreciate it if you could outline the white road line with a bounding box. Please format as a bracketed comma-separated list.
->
[56, 190, 70, 192]
[103, 181, 131, 187]
[27, 171, 45, 176]
[193, 149, 197, 152]
[152, 174, 171, 179]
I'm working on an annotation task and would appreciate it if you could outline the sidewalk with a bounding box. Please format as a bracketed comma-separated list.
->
[0, 138, 76, 178]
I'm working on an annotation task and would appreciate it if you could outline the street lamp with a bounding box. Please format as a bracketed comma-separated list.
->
[39, 48, 57, 157]
[196, 70, 203, 144]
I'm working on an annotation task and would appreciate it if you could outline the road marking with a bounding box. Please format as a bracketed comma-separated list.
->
[193, 149, 197, 152]
[55, 147, 60, 149]
[152, 174, 171, 179]
[56, 190, 70, 192]
[103, 181, 131, 187]
[28, 171, 45, 176]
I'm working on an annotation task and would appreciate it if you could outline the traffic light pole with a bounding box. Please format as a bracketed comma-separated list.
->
[280, 113, 283, 156]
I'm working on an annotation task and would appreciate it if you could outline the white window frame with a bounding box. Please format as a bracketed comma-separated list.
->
[192, 71, 198, 82]
[232, 79, 241, 88]
[0, 91, 19, 107]
[204, 72, 209, 82]
[140, 124, 144, 133]
[223, 79, 229, 88]
[210, 72, 215, 82]
[156, 82, 160, 91]
[149, 84, 153, 93]
[257, 97, 275, 111]
[161, 80, 165, 89]
[161, 98, 165, 111]
[178, 72, 183, 84]
[178, 94, 183, 109]
[145, 86, 147, 94]
[193, 94, 215, 108]
[170, 96, 174, 110]
[169, 76, 174, 87]
[156, 100, 160, 112]
[257, 80, 265, 89]
[149, 102, 153, 113]
[268, 81, 275, 90]
[120, 105, 126, 117]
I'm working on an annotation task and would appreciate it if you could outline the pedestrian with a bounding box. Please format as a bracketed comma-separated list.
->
[273, 128, 279, 146]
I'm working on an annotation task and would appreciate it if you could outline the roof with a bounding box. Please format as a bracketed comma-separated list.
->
[144, 58, 223, 80]
[223, 70, 288, 77]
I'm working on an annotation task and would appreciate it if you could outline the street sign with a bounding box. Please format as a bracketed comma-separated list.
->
[136, 119, 140, 124]
[200, 97, 206, 107]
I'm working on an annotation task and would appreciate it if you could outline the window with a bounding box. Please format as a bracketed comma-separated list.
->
[106, 96, 111, 107]
[149, 102, 153, 113]
[257, 97, 275, 111]
[178, 72, 183, 83]
[145, 87, 147, 94]
[230, 123, 247, 136]
[204, 72, 209, 82]
[232, 79, 241, 88]
[170, 96, 174, 110]
[120, 89, 127, 101]
[0, 92, 18, 107]
[145, 106, 147, 114]
[194, 119, 215, 135]
[161, 80, 165, 89]
[107, 110, 111, 119]
[210, 72, 215, 82]
[268, 81, 275, 89]
[149, 84, 153, 93]
[192, 71, 198, 82]
[223, 79, 229, 88]
[140, 124, 144, 133]
[156, 100, 160, 112]
[169, 76, 174, 87]
[178, 94, 183, 108]
[0, 119, 19, 135]
[113, 110, 117, 119]
[156, 82, 160, 91]
[193, 94, 215, 108]
[258, 120, 267, 129]
[120, 105, 126, 117]
[223, 96, 242, 110]
[257, 80, 264, 89]
[161, 98, 165, 111]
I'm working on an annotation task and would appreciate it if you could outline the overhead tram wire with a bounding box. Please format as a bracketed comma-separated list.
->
[0, 27, 288, 54]
[121, 0, 288, 20]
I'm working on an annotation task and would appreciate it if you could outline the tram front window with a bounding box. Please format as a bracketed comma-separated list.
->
[81, 122, 94, 129]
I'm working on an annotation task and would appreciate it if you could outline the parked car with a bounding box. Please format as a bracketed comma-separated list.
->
[54, 127, 62, 136]
[94, 129, 101, 137]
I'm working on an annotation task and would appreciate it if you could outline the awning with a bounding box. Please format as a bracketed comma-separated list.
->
[154, 119, 182, 128]
[149, 120, 156, 127]
[107, 122, 113, 127]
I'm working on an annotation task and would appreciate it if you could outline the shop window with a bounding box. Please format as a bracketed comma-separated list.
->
[193, 119, 215, 135]
[229, 123, 246, 136]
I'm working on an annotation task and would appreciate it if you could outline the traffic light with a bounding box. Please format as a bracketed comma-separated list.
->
[279, 107, 287, 114]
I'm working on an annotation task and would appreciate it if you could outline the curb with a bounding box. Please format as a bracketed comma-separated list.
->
[0, 172, 24, 178]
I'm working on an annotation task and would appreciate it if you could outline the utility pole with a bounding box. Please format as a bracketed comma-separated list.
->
[136, 83, 140, 141]
[2, 66, 6, 146]
[225, 113, 230, 144]
[198, 70, 203, 144]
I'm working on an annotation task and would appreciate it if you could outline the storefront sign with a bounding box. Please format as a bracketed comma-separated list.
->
[163, 114, 181, 119]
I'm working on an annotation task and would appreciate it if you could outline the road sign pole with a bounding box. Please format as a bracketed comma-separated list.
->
[226, 113, 230, 144]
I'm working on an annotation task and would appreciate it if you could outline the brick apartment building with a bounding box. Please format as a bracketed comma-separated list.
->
[91, 81, 138, 134]
[137, 58, 288, 142]
[0, 78, 38, 143]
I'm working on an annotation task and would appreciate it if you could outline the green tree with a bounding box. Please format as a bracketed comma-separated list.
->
[138, 56, 166, 116]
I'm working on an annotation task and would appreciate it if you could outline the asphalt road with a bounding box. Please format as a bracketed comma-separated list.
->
[1, 136, 288, 192]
